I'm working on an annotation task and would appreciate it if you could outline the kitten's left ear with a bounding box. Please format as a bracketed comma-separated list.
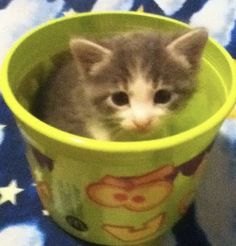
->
[166, 28, 208, 68]
[70, 38, 112, 75]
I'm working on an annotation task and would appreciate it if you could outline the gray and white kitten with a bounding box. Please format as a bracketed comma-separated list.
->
[35, 29, 208, 141]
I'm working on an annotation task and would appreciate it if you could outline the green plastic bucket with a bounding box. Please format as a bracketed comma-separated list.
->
[1, 12, 236, 246]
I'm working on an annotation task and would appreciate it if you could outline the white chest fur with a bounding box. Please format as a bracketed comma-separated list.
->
[87, 120, 111, 141]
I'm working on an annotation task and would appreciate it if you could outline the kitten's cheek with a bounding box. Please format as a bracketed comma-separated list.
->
[152, 118, 165, 130]
[120, 120, 136, 131]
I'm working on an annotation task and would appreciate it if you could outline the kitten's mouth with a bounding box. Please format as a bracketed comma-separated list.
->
[134, 126, 151, 133]
[131, 124, 156, 135]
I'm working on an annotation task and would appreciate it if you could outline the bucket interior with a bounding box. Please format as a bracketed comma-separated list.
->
[5, 13, 233, 138]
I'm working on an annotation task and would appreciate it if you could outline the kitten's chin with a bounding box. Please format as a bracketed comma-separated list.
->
[122, 125, 156, 138]
[133, 127, 153, 135]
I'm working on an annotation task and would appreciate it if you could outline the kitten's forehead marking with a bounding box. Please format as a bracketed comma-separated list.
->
[128, 69, 153, 100]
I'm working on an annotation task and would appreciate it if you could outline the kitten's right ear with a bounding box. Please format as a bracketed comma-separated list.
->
[70, 38, 112, 75]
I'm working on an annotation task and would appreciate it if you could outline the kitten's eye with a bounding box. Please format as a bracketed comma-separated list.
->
[154, 89, 171, 104]
[111, 91, 129, 106]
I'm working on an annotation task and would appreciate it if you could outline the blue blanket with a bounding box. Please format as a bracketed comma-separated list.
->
[1, 1, 236, 245]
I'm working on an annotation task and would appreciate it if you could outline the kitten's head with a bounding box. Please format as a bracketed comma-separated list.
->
[70, 29, 208, 138]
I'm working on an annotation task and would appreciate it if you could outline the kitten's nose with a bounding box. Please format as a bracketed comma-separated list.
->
[133, 119, 152, 131]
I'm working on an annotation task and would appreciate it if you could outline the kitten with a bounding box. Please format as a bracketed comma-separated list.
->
[34, 29, 208, 141]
